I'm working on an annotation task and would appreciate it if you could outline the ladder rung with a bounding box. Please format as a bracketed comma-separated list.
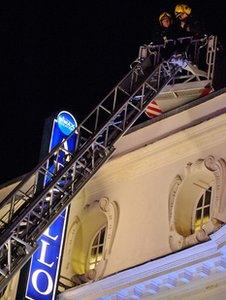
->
[40, 167, 55, 178]
[99, 105, 112, 115]
[111, 122, 123, 132]
[128, 101, 141, 112]
[118, 86, 131, 96]
[80, 125, 93, 134]
[18, 190, 32, 200]
[76, 161, 92, 173]
[59, 147, 72, 155]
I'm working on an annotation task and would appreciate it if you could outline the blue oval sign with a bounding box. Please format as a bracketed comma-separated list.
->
[57, 111, 77, 136]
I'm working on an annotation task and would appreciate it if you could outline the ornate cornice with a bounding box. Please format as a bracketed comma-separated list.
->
[58, 226, 226, 300]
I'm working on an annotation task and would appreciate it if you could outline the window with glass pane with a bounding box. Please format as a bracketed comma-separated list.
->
[194, 187, 212, 231]
[88, 227, 106, 270]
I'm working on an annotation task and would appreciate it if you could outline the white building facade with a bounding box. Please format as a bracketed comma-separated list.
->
[58, 87, 226, 299]
[1, 88, 226, 299]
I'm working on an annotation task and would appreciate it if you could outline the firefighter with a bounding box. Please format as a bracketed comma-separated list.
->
[153, 12, 177, 59]
[155, 12, 174, 45]
[174, 4, 204, 39]
[173, 4, 205, 59]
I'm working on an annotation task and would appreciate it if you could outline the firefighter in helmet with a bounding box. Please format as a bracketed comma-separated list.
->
[155, 12, 177, 59]
[174, 4, 204, 38]
[157, 12, 174, 44]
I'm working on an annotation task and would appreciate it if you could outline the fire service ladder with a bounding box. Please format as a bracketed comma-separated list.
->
[0, 49, 199, 291]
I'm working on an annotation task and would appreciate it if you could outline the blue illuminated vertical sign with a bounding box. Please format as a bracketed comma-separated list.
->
[25, 111, 77, 300]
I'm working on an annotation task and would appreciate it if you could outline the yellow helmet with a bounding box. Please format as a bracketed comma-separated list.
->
[175, 4, 191, 18]
[159, 12, 172, 24]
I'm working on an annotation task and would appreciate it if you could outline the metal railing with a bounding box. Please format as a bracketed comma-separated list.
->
[136, 35, 217, 82]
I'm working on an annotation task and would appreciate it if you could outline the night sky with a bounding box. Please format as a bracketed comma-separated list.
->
[0, 0, 226, 184]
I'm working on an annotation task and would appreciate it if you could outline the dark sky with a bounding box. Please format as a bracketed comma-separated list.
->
[0, 0, 226, 184]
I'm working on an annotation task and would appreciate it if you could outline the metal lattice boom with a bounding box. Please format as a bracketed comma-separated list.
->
[0, 53, 187, 291]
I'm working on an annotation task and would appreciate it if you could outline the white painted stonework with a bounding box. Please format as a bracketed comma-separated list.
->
[1, 89, 226, 299]
[60, 89, 226, 278]
[58, 89, 226, 299]
[58, 225, 226, 300]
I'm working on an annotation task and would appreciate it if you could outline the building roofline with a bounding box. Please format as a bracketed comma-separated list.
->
[0, 173, 27, 190]
[112, 87, 226, 158]
[128, 87, 226, 135]
[1, 88, 226, 190]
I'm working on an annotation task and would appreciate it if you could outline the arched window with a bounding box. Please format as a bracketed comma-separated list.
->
[88, 226, 106, 270]
[69, 198, 118, 282]
[169, 156, 225, 252]
[194, 187, 212, 232]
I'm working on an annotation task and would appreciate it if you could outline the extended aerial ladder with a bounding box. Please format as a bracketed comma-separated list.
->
[0, 35, 217, 292]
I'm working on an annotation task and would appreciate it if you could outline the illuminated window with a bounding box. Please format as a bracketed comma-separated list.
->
[88, 226, 106, 270]
[194, 187, 212, 232]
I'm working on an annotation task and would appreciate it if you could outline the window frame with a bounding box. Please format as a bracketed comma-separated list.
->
[193, 186, 212, 233]
[169, 156, 226, 252]
[87, 226, 107, 271]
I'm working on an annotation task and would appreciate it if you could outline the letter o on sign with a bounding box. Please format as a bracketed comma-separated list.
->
[32, 269, 53, 295]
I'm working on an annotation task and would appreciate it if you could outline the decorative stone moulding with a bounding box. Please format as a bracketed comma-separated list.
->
[65, 197, 119, 283]
[169, 156, 225, 251]
[94, 197, 119, 279]
[58, 225, 226, 300]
